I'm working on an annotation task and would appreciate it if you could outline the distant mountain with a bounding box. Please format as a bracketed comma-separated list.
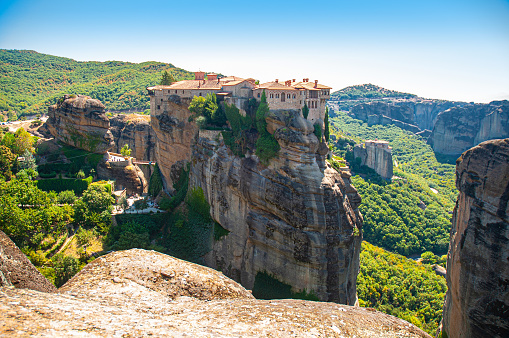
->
[330, 84, 417, 101]
[0, 49, 194, 118]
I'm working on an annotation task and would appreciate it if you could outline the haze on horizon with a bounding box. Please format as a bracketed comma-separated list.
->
[0, 0, 508, 103]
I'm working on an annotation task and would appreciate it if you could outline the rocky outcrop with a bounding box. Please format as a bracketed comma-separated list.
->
[190, 110, 363, 304]
[97, 157, 148, 195]
[353, 140, 393, 179]
[428, 101, 509, 155]
[350, 100, 461, 134]
[0, 230, 56, 293]
[0, 249, 431, 337]
[441, 138, 509, 338]
[40, 94, 115, 153]
[109, 114, 156, 161]
[150, 97, 199, 190]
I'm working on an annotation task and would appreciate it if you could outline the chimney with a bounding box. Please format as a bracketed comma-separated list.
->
[303, 78, 306, 82]
[207, 73, 218, 81]
[314, 80, 318, 88]
[292, 79, 296, 82]
[275, 79, 279, 83]
[194, 71, 205, 81]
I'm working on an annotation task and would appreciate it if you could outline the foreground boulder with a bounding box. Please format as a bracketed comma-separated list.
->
[40, 94, 115, 153]
[0, 249, 430, 337]
[441, 138, 509, 337]
[0, 231, 56, 293]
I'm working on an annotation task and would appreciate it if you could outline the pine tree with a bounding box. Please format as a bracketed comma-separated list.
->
[302, 103, 309, 119]
[324, 106, 330, 142]
[160, 71, 175, 85]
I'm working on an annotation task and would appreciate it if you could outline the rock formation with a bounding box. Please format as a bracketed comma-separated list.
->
[150, 96, 199, 190]
[109, 114, 156, 161]
[40, 94, 115, 153]
[0, 248, 431, 337]
[353, 140, 393, 179]
[349, 100, 460, 134]
[441, 138, 509, 338]
[190, 110, 363, 304]
[96, 156, 148, 195]
[428, 101, 509, 155]
[0, 230, 56, 293]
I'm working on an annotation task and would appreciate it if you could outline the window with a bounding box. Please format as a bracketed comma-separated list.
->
[281, 92, 285, 102]
[310, 91, 318, 98]
[182, 90, 184, 94]
[270, 93, 274, 98]
[276, 94, 279, 98]
[257, 93, 260, 98]
[199, 92, 202, 96]
[287, 94, 291, 99]
[161, 99, 163, 102]
[292, 94, 296, 99]
[157, 105, 160, 110]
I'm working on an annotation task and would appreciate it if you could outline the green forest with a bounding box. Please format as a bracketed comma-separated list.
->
[357, 242, 447, 334]
[0, 49, 194, 119]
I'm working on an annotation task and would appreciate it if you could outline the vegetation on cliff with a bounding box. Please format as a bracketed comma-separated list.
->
[0, 49, 193, 118]
[357, 242, 446, 335]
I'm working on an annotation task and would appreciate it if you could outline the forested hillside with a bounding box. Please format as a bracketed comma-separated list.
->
[0, 50, 194, 119]
[330, 83, 416, 101]
[357, 242, 447, 335]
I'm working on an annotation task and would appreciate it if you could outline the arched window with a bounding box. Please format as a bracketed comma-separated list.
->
[276, 93, 279, 99]
[175, 90, 177, 94]
[281, 92, 285, 102]
[257, 93, 260, 98]
[199, 92, 202, 96]
[292, 94, 296, 99]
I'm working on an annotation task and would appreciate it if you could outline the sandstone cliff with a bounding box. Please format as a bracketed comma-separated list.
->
[0, 248, 431, 337]
[441, 138, 509, 338]
[109, 114, 156, 161]
[0, 231, 56, 293]
[353, 140, 393, 179]
[40, 94, 115, 153]
[97, 157, 148, 195]
[428, 101, 509, 155]
[190, 110, 363, 304]
[349, 100, 460, 134]
[150, 96, 199, 190]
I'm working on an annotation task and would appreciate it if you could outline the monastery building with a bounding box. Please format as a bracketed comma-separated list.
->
[147, 72, 331, 124]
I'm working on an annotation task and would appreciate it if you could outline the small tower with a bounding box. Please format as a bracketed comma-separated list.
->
[194, 71, 205, 81]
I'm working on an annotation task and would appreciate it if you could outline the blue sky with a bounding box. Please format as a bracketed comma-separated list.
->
[1, 0, 508, 102]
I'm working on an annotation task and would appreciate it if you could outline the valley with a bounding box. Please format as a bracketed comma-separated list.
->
[1, 50, 508, 337]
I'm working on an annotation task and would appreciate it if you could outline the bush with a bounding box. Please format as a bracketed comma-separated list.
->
[51, 253, 79, 287]
[36, 176, 92, 195]
[57, 190, 76, 204]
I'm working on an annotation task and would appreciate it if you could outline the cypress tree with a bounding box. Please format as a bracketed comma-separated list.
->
[302, 103, 309, 119]
[160, 71, 174, 85]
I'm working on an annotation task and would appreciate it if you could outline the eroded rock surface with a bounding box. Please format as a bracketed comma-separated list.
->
[109, 114, 156, 161]
[0, 249, 431, 337]
[441, 138, 509, 338]
[353, 140, 393, 179]
[40, 94, 115, 153]
[150, 98, 199, 190]
[191, 110, 363, 304]
[350, 100, 460, 134]
[0, 231, 56, 293]
[97, 157, 148, 195]
[428, 101, 509, 155]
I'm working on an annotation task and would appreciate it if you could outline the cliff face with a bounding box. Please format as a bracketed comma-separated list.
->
[428, 101, 509, 155]
[96, 157, 148, 195]
[353, 141, 393, 179]
[350, 100, 459, 134]
[150, 96, 199, 189]
[109, 114, 156, 161]
[0, 248, 431, 337]
[0, 230, 56, 293]
[190, 110, 363, 304]
[40, 94, 115, 153]
[441, 138, 509, 338]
